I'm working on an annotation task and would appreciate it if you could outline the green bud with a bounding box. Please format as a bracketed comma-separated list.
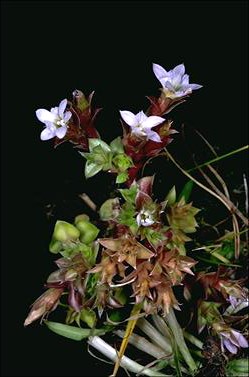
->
[113, 153, 133, 172]
[53, 221, 80, 243]
[99, 198, 120, 221]
[80, 308, 96, 328]
[76, 220, 99, 244]
[72, 89, 89, 111]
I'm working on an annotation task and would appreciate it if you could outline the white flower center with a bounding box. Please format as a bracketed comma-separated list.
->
[136, 209, 155, 227]
[56, 119, 66, 127]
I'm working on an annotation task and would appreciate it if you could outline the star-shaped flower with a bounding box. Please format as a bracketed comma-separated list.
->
[136, 208, 155, 227]
[120, 110, 165, 142]
[153, 63, 202, 99]
[36, 99, 72, 141]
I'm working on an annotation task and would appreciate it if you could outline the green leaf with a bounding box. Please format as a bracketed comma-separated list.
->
[118, 202, 136, 226]
[116, 172, 128, 184]
[88, 138, 111, 153]
[49, 239, 63, 254]
[165, 186, 176, 205]
[85, 161, 103, 179]
[110, 136, 124, 154]
[45, 321, 106, 341]
[80, 308, 96, 328]
[178, 180, 194, 202]
[226, 358, 249, 376]
[144, 228, 164, 246]
[119, 184, 138, 203]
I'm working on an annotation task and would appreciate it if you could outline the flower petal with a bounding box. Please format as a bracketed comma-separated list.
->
[164, 81, 175, 92]
[223, 339, 238, 354]
[58, 99, 67, 117]
[146, 129, 161, 142]
[152, 63, 168, 79]
[120, 110, 137, 127]
[231, 330, 249, 348]
[182, 74, 190, 85]
[63, 111, 72, 122]
[173, 64, 185, 76]
[55, 126, 67, 139]
[142, 115, 165, 129]
[188, 83, 203, 90]
[50, 106, 59, 115]
[40, 127, 56, 141]
[36, 109, 57, 123]
[136, 111, 147, 124]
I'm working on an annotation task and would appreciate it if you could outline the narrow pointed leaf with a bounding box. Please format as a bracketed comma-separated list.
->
[88, 138, 111, 153]
[110, 137, 124, 154]
[178, 180, 194, 202]
[45, 321, 106, 341]
[85, 161, 103, 179]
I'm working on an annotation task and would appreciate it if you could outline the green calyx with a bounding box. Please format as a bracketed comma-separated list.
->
[80, 137, 133, 182]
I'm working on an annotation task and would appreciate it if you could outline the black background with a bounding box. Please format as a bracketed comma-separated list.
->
[1, 1, 248, 376]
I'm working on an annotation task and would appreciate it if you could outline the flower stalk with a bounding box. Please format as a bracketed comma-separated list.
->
[88, 336, 172, 377]
[164, 308, 197, 373]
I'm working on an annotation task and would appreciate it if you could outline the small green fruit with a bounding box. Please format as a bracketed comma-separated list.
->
[76, 220, 99, 244]
[53, 221, 80, 242]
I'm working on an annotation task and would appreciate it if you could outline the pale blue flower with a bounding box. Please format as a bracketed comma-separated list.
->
[153, 63, 202, 99]
[220, 329, 248, 354]
[136, 208, 155, 227]
[119, 110, 164, 142]
[36, 99, 72, 141]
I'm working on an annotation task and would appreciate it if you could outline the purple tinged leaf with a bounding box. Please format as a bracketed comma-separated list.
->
[68, 282, 82, 312]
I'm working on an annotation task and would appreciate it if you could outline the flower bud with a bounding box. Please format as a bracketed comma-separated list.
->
[112, 153, 133, 172]
[53, 221, 80, 242]
[24, 288, 63, 326]
[99, 198, 120, 221]
[72, 89, 89, 111]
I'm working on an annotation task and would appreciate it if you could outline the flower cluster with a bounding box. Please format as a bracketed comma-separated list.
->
[26, 63, 248, 377]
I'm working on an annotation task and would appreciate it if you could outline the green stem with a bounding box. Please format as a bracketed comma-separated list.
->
[115, 330, 170, 359]
[165, 309, 197, 373]
[183, 331, 203, 350]
[211, 250, 231, 264]
[187, 145, 248, 173]
[137, 318, 172, 354]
